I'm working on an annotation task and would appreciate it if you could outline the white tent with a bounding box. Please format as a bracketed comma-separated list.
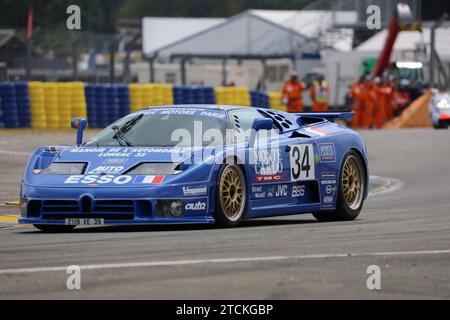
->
[155, 10, 356, 59]
[142, 17, 225, 57]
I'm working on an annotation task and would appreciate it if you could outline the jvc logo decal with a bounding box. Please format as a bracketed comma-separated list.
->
[185, 201, 206, 211]
[275, 185, 288, 197]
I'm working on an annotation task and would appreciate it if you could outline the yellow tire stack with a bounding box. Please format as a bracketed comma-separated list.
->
[57, 83, 73, 129]
[130, 84, 174, 111]
[71, 82, 87, 119]
[156, 84, 174, 106]
[43, 83, 60, 129]
[141, 84, 154, 108]
[215, 87, 250, 106]
[129, 83, 144, 112]
[269, 91, 286, 112]
[28, 82, 47, 129]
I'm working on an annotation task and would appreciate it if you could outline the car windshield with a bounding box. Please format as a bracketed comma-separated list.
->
[83, 108, 228, 147]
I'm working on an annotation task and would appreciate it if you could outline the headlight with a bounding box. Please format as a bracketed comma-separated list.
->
[38, 162, 87, 175]
[437, 99, 450, 110]
[156, 200, 183, 217]
[126, 163, 182, 175]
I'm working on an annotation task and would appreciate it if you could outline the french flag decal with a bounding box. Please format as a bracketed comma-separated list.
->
[304, 126, 330, 137]
[133, 175, 165, 184]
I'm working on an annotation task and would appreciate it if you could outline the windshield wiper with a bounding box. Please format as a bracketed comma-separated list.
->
[111, 113, 144, 147]
[118, 113, 144, 135]
[112, 126, 133, 146]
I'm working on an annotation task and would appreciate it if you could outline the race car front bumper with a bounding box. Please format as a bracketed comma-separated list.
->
[19, 183, 215, 225]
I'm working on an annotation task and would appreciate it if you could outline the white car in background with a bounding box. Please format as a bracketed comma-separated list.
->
[429, 90, 450, 129]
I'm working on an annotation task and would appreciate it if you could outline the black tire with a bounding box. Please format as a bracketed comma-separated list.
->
[214, 163, 247, 227]
[433, 122, 448, 129]
[33, 224, 76, 233]
[313, 150, 366, 222]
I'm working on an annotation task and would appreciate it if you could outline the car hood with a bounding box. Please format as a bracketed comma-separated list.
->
[24, 145, 209, 188]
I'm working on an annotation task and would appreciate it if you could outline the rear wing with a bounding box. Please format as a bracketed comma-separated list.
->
[296, 112, 355, 122]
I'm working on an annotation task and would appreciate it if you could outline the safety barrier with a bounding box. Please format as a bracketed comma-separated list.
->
[250, 90, 270, 109]
[215, 87, 251, 106]
[130, 84, 173, 113]
[173, 86, 216, 105]
[0, 83, 20, 128]
[0, 82, 287, 129]
[0, 95, 4, 128]
[268, 91, 286, 112]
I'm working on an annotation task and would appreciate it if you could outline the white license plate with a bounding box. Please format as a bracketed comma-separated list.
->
[65, 218, 104, 226]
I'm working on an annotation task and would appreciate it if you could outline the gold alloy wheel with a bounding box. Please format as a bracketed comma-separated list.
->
[342, 154, 364, 210]
[219, 164, 246, 222]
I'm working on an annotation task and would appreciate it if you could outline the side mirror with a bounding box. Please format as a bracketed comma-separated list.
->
[249, 118, 273, 147]
[71, 117, 87, 146]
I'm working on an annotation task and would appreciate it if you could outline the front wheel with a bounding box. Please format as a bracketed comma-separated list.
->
[33, 224, 76, 233]
[214, 164, 247, 227]
[313, 150, 366, 222]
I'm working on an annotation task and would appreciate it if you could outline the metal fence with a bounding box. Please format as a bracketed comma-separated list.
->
[2, 28, 140, 83]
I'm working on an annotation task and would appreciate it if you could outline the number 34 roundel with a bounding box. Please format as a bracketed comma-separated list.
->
[289, 144, 315, 182]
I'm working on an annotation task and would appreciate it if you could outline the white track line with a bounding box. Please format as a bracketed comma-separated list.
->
[0, 249, 449, 275]
[368, 175, 404, 197]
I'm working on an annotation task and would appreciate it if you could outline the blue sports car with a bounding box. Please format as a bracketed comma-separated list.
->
[19, 105, 369, 232]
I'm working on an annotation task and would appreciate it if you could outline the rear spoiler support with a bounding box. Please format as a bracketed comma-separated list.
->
[296, 112, 355, 122]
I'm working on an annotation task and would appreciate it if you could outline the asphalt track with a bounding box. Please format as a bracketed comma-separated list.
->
[0, 129, 449, 299]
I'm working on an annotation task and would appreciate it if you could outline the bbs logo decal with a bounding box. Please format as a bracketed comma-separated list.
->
[185, 201, 206, 211]
[289, 144, 315, 182]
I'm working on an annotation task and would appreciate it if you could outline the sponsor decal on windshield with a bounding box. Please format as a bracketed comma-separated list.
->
[142, 108, 226, 119]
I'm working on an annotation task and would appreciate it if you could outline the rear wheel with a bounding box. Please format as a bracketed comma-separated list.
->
[215, 164, 246, 227]
[33, 224, 76, 233]
[313, 150, 366, 222]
